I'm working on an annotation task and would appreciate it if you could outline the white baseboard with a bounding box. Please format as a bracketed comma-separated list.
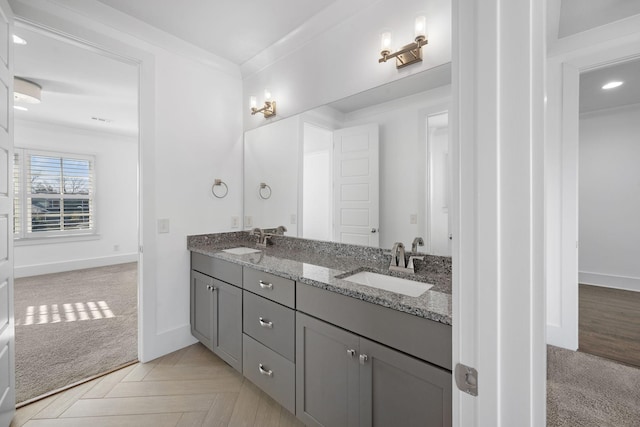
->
[140, 324, 197, 363]
[14, 253, 139, 278]
[579, 271, 640, 292]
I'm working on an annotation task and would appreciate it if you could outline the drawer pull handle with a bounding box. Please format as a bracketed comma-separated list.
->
[259, 280, 273, 290]
[359, 354, 368, 365]
[258, 363, 273, 377]
[259, 317, 274, 328]
[347, 349, 356, 358]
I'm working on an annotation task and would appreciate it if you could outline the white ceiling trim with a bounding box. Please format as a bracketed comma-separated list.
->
[240, 0, 378, 78]
[579, 100, 640, 117]
[10, 0, 241, 79]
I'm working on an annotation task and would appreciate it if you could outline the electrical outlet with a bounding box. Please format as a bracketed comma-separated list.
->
[290, 214, 297, 224]
[157, 218, 170, 234]
[410, 214, 418, 225]
[113, 244, 120, 252]
[245, 216, 253, 227]
[231, 216, 240, 228]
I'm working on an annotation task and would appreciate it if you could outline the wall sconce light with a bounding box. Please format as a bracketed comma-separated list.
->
[250, 88, 276, 118]
[379, 15, 428, 69]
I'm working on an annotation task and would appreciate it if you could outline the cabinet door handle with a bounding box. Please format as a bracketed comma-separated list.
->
[359, 354, 368, 365]
[259, 280, 273, 290]
[259, 317, 273, 328]
[258, 363, 273, 377]
[347, 349, 356, 358]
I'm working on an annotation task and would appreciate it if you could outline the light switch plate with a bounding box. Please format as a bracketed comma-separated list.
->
[157, 218, 170, 234]
[290, 214, 297, 224]
[410, 214, 418, 224]
[231, 216, 240, 228]
[244, 216, 253, 227]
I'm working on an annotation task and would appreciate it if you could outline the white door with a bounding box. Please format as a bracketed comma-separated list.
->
[0, 1, 14, 426]
[333, 124, 379, 247]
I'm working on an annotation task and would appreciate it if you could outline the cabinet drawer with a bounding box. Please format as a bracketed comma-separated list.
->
[243, 291, 295, 362]
[243, 334, 295, 413]
[243, 267, 295, 308]
[191, 252, 242, 287]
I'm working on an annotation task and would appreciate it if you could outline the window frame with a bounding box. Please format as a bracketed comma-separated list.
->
[14, 148, 97, 240]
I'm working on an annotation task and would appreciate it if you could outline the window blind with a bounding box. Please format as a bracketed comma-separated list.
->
[14, 149, 95, 238]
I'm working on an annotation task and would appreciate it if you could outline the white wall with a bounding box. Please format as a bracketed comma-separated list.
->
[243, 0, 451, 131]
[302, 123, 332, 241]
[578, 104, 640, 291]
[244, 116, 299, 234]
[13, 121, 137, 277]
[11, 0, 245, 361]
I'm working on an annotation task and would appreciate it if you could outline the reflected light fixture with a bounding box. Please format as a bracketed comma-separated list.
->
[14, 77, 41, 104]
[602, 81, 623, 90]
[250, 88, 276, 118]
[379, 15, 428, 69]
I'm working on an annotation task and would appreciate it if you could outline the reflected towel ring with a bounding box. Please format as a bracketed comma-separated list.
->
[258, 182, 272, 200]
[211, 179, 228, 198]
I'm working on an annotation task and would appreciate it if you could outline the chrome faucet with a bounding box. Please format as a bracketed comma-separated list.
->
[389, 241, 424, 274]
[411, 237, 424, 253]
[250, 227, 270, 247]
[390, 242, 406, 269]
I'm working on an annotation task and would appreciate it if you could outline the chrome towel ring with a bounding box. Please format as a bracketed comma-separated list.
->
[259, 182, 272, 200]
[211, 179, 228, 198]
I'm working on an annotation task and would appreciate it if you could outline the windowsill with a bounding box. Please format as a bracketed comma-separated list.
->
[14, 234, 102, 246]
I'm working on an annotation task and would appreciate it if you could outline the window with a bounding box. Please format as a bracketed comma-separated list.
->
[14, 149, 95, 239]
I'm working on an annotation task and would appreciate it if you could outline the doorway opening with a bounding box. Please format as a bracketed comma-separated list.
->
[425, 112, 450, 257]
[12, 23, 140, 404]
[577, 57, 640, 367]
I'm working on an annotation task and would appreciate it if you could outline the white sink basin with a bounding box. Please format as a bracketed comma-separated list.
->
[222, 247, 261, 255]
[342, 271, 433, 297]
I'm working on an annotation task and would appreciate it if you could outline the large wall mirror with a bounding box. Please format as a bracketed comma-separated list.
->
[243, 63, 452, 255]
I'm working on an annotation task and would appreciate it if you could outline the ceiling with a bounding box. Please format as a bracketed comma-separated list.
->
[95, 0, 338, 65]
[13, 25, 138, 136]
[558, 0, 640, 38]
[580, 58, 640, 113]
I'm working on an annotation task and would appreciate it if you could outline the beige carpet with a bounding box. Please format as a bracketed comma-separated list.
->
[14, 263, 138, 403]
[547, 345, 640, 426]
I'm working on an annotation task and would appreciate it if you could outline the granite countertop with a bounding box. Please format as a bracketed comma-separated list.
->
[187, 232, 452, 325]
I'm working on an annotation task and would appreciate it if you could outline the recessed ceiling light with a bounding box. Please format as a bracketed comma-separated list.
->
[12, 35, 27, 45]
[602, 81, 623, 90]
[13, 105, 28, 111]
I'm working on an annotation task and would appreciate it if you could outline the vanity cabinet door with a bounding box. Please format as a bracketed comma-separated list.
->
[296, 313, 360, 427]
[190, 270, 214, 350]
[358, 338, 452, 427]
[212, 278, 243, 372]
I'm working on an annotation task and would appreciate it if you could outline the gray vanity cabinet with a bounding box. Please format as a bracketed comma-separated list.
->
[190, 270, 215, 349]
[190, 254, 243, 372]
[296, 312, 452, 427]
[359, 338, 452, 427]
[296, 312, 360, 427]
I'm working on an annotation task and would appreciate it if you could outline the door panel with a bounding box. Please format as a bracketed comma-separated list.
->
[190, 271, 214, 350]
[296, 312, 359, 427]
[359, 338, 452, 427]
[0, 1, 13, 425]
[333, 124, 379, 247]
[212, 278, 242, 372]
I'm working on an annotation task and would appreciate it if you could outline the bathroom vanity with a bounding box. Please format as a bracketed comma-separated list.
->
[188, 231, 452, 426]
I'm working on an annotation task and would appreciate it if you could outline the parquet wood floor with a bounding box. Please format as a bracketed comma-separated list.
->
[11, 343, 304, 427]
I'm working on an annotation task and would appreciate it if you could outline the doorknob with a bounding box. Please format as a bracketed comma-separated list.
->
[371, 228, 378, 234]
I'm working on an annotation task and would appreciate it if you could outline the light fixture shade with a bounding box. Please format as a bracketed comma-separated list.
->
[250, 96, 257, 109]
[414, 16, 426, 40]
[264, 88, 272, 101]
[14, 77, 41, 104]
[380, 31, 392, 53]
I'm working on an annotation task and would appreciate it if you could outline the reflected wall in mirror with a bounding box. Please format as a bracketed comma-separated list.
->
[243, 65, 452, 255]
